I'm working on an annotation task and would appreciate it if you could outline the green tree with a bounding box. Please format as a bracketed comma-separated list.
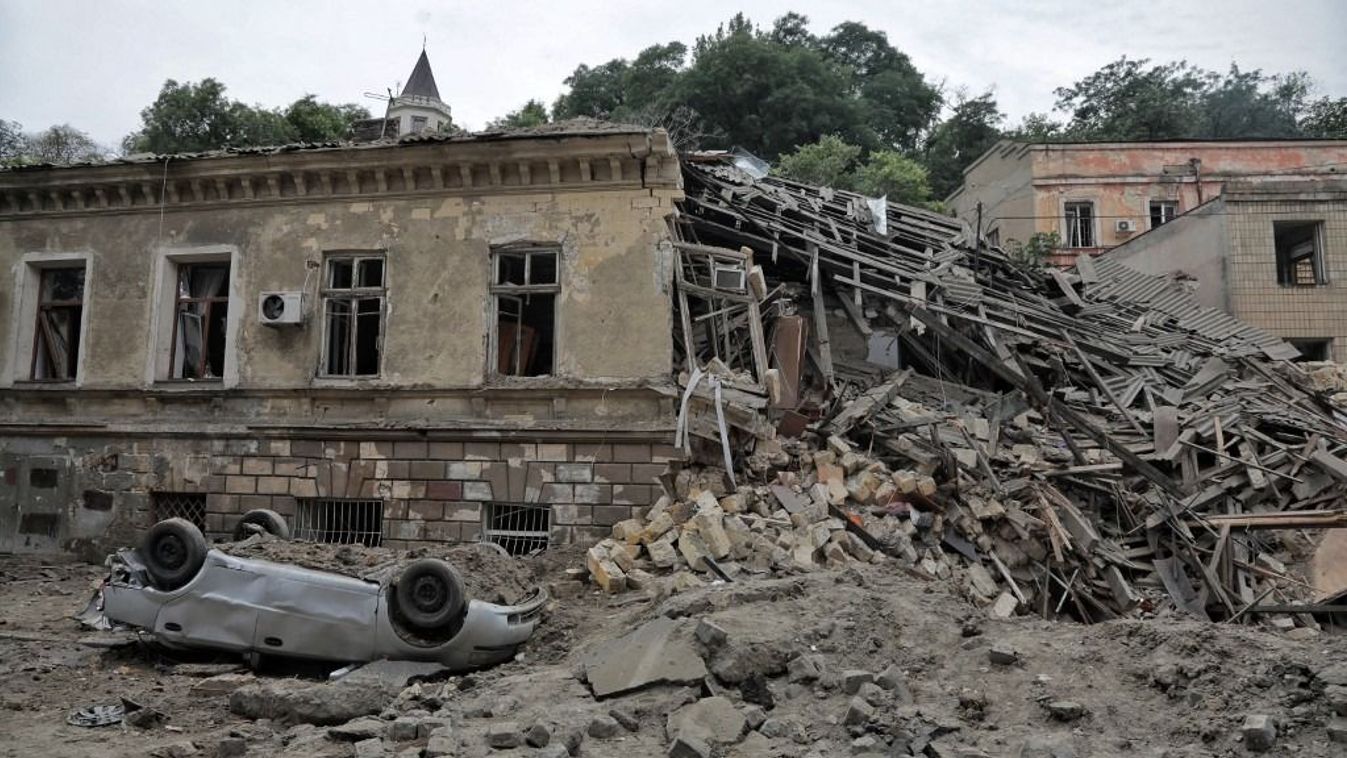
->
[1300, 96, 1347, 138]
[1199, 66, 1308, 138]
[818, 21, 941, 151]
[284, 96, 370, 143]
[1054, 57, 1210, 140]
[922, 91, 1005, 198]
[0, 120, 24, 164]
[23, 124, 104, 164]
[487, 99, 551, 130]
[852, 150, 932, 206]
[774, 134, 862, 187]
[1005, 230, 1060, 267]
[1007, 112, 1065, 141]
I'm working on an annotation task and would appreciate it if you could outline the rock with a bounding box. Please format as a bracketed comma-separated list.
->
[526, 723, 552, 747]
[588, 715, 622, 739]
[626, 568, 658, 591]
[486, 721, 523, 749]
[330, 716, 387, 741]
[583, 617, 709, 697]
[641, 512, 676, 545]
[842, 670, 874, 695]
[416, 717, 450, 740]
[609, 708, 640, 732]
[988, 643, 1019, 665]
[679, 532, 713, 571]
[695, 618, 728, 649]
[613, 519, 645, 543]
[759, 718, 805, 743]
[738, 672, 775, 708]
[668, 733, 712, 758]
[1017, 737, 1076, 758]
[1045, 701, 1086, 722]
[424, 727, 455, 758]
[671, 571, 707, 593]
[557, 727, 584, 756]
[988, 592, 1018, 619]
[709, 640, 791, 685]
[648, 537, 679, 568]
[354, 738, 386, 758]
[857, 682, 886, 706]
[843, 696, 875, 726]
[731, 732, 773, 757]
[191, 673, 255, 699]
[388, 717, 418, 742]
[787, 655, 823, 683]
[1241, 714, 1276, 752]
[742, 705, 766, 731]
[229, 674, 401, 726]
[536, 747, 571, 758]
[851, 735, 879, 754]
[1326, 717, 1347, 743]
[587, 547, 628, 594]
[667, 696, 747, 745]
[215, 737, 246, 757]
[150, 742, 200, 758]
[690, 512, 733, 559]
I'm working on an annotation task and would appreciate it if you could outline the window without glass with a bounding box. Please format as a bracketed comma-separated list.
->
[491, 247, 558, 377]
[31, 266, 85, 381]
[322, 254, 385, 376]
[1288, 338, 1332, 362]
[1064, 202, 1095, 248]
[410, 116, 428, 133]
[171, 262, 230, 379]
[1149, 201, 1178, 228]
[1274, 221, 1325, 287]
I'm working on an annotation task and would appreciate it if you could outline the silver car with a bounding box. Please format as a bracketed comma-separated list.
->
[96, 513, 546, 670]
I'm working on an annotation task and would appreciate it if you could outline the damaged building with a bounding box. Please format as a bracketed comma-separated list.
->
[0, 121, 684, 557]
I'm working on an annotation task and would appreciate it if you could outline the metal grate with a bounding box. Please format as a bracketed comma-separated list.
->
[151, 492, 206, 531]
[295, 498, 383, 547]
[481, 503, 551, 556]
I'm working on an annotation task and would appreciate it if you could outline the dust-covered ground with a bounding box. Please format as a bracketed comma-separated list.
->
[0, 543, 1343, 758]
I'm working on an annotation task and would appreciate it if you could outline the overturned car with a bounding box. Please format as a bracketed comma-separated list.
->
[93, 513, 546, 670]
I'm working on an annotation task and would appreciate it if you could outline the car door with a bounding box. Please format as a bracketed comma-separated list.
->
[251, 562, 380, 662]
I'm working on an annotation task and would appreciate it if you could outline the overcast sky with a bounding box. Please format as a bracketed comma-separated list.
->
[2, 0, 1344, 149]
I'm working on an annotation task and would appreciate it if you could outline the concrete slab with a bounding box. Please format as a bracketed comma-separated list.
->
[583, 617, 708, 697]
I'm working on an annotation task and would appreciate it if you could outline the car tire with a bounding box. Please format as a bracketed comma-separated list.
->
[394, 559, 466, 632]
[233, 509, 290, 541]
[142, 518, 208, 590]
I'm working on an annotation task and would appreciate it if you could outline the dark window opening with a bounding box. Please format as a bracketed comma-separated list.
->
[82, 490, 113, 511]
[295, 498, 383, 547]
[152, 492, 206, 531]
[171, 262, 230, 380]
[31, 266, 85, 381]
[1064, 202, 1095, 248]
[491, 248, 560, 377]
[1288, 338, 1332, 362]
[29, 467, 59, 489]
[1149, 201, 1178, 228]
[19, 513, 59, 537]
[1275, 221, 1325, 286]
[322, 255, 385, 376]
[482, 503, 551, 556]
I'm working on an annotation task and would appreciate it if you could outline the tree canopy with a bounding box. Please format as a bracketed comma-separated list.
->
[485, 99, 550, 130]
[772, 133, 934, 207]
[0, 121, 105, 166]
[123, 79, 370, 154]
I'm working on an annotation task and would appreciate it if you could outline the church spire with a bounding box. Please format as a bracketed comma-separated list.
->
[400, 49, 441, 101]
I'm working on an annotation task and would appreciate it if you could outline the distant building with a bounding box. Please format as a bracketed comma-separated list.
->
[947, 139, 1347, 266]
[352, 49, 455, 141]
[1105, 179, 1347, 361]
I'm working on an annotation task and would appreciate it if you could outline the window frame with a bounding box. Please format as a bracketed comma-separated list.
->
[148, 246, 240, 387]
[167, 261, 232, 382]
[1273, 220, 1327, 288]
[1063, 201, 1096, 249]
[489, 245, 561, 379]
[4, 252, 93, 388]
[1149, 200, 1178, 229]
[319, 252, 387, 378]
[29, 266, 87, 383]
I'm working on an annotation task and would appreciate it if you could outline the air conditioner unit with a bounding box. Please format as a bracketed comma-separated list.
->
[712, 263, 747, 291]
[1115, 219, 1137, 233]
[258, 292, 304, 326]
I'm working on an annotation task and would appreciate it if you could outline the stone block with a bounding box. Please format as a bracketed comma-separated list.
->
[537, 443, 570, 461]
[1241, 714, 1276, 751]
[593, 504, 632, 526]
[445, 503, 481, 522]
[425, 480, 462, 500]
[464, 442, 499, 461]
[575, 483, 612, 504]
[613, 483, 654, 505]
[409, 461, 443, 480]
[555, 463, 593, 483]
[612, 443, 652, 463]
[463, 481, 493, 501]
[241, 457, 273, 476]
[392, 441, 428, 459]
[225, 476, 256, 494]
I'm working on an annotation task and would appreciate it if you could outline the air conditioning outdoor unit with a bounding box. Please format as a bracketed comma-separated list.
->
[258, 292, 304, 326]
[1115, 219, 1137, 233]
[712, 262, 747, 292]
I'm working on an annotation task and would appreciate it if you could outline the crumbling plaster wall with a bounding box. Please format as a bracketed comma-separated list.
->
[1106, 201, 1230, 311]
[0, 186, 675, 391]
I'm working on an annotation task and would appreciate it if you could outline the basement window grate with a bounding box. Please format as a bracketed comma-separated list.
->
[151, 492, 207, 531]
[295, 498, 383, 547]
[481, 503, 551, 557]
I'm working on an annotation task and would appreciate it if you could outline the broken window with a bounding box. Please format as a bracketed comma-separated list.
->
[31, 266, 85, 381]
[491, 247, 558, 377]
[151, 492, 206, 531]
[1149, 201, 1178, 229]
[1064, 202, 1095, 248]
[321, 254, 385, 376]
[482, 503, 551, 556]
[171, 262, 230, 379]
[1288, 338, 1332, 362]
[1274, 221, 1325, 287]
[294, 498, 383, 547]
[411, 115, 427, 133]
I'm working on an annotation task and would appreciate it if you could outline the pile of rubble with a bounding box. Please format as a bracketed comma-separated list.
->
[583, 155, 1347, 629]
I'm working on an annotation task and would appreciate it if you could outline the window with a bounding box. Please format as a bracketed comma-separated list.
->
[31, 266, 85, 381]
[294, 498, 383, 547]
[321, 254, 385, 376]
[1064, 202, 1095, 248]
[1288, 338, 1332, 362]
[491, 247, 559, 377]
[151, 492, 206, 531]
[482, 503, 551, 556]
[410, 116, 428, 133]
[1274, 221, 1325, 287]
[1149, 201, 1178, 228]
[170, 263, 230, 380]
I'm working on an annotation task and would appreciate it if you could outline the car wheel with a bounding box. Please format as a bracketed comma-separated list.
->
[142, 518, 208, 590]
[233, 509, 290, 541]
[394, 559, 466, 632]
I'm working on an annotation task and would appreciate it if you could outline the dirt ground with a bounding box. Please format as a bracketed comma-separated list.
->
[0, 544, 1343, 758]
